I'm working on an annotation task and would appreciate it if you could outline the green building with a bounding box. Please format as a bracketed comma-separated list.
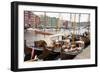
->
[51, 17, 57, 28]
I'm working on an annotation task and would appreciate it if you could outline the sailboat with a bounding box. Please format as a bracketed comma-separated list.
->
[61, 14, 85, 59]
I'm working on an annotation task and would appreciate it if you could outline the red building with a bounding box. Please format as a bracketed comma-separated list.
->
[35, 15, 40, 28]
[24, 11, 40, 29]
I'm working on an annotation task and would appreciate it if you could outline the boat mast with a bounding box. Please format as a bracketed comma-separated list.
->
[72, 14, 76, 46]
[88, 14, 90, 33]
[56, 13, 61, 33]
[44, 12, 46, 37]
[79, 14, 81, 36]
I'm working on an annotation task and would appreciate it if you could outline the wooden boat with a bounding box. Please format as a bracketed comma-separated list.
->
[61, 40, 84, 60]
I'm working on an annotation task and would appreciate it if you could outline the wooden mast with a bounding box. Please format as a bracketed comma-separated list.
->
[66, 13, 70, 48]
[88, 14, 90, 33]
[56, 16, 58, 33]
[79, 14, 81, 36]
[56, 13, 61, 33]
[44, 12, 46, 37]
[72, 14, 76, 46]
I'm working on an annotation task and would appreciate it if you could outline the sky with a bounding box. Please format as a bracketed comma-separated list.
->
[33, 11, 90, 22]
